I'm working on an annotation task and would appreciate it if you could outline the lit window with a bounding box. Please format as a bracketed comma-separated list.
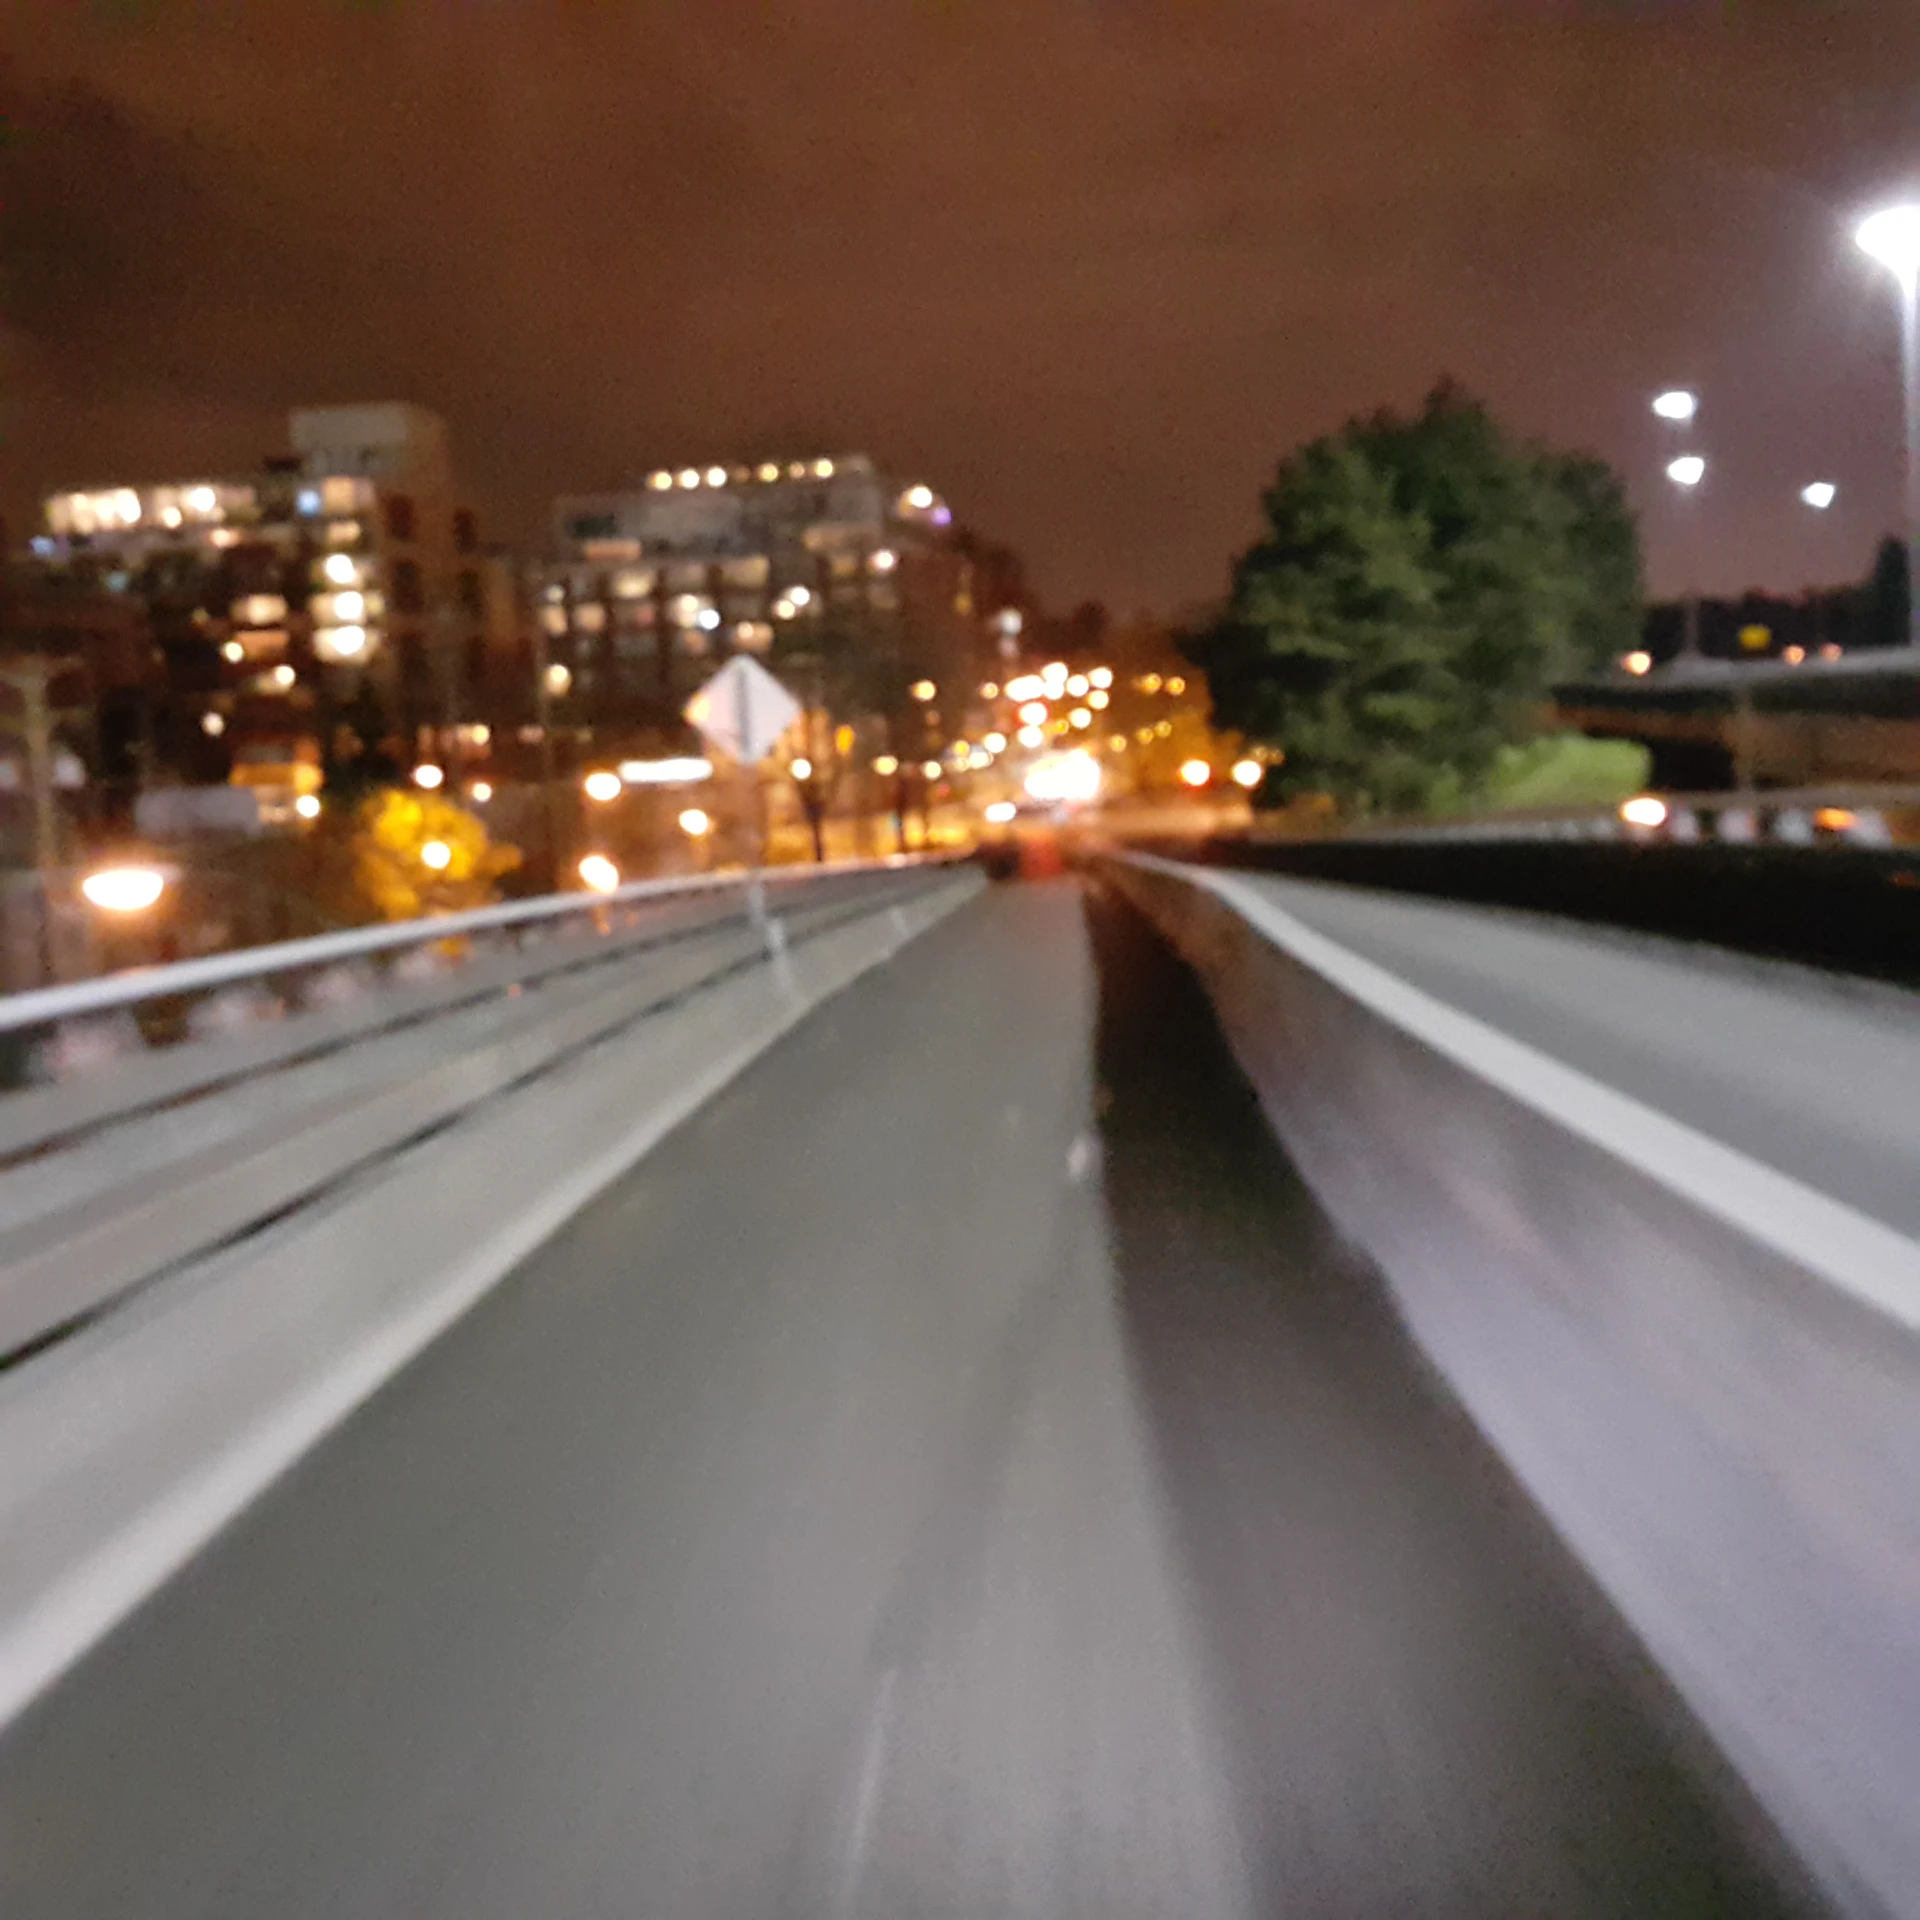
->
[316, 625, 368, 661]
[540, 605, 567, 636]
[326, 519, 361, 546]
[613, 568, 655, 599]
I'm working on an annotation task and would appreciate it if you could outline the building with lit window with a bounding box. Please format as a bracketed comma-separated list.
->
[26, 404, 512, 804]
[531, 454, 1011, 757]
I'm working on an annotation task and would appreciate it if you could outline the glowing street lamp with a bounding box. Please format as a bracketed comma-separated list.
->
[81, 866, 166, 913]
[1652, 389, 1699, 423]
[1666, 455, 1706, 489]
[1856, 202, 1920, 649]
[578, 852, 621, 892]
[1801, 481, 1838, 511]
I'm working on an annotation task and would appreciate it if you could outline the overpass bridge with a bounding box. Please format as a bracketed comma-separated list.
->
[0, 850, 1915, 1916]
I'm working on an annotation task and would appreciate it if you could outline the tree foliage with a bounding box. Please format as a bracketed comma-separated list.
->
[1188, 382, 1643, 813]
[352, 787, 520, 922]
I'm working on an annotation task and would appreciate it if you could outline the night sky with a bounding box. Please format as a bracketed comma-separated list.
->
[9, 1, 1920, 614]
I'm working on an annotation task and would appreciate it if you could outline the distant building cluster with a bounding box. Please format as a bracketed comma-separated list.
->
[2, 403, 1027, 840]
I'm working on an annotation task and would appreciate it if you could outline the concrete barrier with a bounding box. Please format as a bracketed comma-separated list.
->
[0, 866, 982, 1732]
[1103, 853, 1920, 1919]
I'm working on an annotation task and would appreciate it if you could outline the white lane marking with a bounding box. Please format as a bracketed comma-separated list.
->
[834, 1666, 898, 1917]
[1066, 1130, 1098, 1185]
[1132, 855, 1920, 1335]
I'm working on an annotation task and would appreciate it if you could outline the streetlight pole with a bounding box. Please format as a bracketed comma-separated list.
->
[1854, 204, 1920, 652]
[1666, 455, 1707, 662]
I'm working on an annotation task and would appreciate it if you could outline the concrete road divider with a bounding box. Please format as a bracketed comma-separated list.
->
[1102, 852, 1920, 1920]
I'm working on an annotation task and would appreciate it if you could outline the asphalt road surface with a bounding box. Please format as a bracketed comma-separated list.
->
[0, 880, 1820, 1917]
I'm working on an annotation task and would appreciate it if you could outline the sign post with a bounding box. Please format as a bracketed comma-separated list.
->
[684, 656, 802, 937]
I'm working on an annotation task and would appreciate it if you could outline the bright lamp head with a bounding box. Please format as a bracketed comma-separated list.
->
[1652, 390, 1697, 423]
[1856, 204, 1920, 287]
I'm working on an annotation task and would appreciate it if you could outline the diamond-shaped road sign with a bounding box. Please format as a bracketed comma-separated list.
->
[683, 656, 802, 765]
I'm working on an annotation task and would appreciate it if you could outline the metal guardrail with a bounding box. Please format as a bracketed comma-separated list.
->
[0, 857, 939, 1093]
[0, 855, 967, 1361]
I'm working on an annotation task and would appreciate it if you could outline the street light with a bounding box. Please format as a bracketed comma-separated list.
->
[1801, 481, 1838, 511]
[1666, 455, 1707, 661]
[81, 866, 166, 913]
[1652, 389, 1699, 423]
[1855, 202, 1920, 650]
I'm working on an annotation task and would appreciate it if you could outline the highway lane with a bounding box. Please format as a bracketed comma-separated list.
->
[0, 881, 1817, 1916]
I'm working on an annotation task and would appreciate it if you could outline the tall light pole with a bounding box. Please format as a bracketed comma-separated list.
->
[1666, 454, 1707, 661]
[1652, 392, 1703, 662]
[1854, 203, 1920, 651]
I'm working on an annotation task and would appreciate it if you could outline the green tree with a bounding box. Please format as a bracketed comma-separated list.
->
[1862, 535, 1910, 651]
[1189, 382, 1643, 813]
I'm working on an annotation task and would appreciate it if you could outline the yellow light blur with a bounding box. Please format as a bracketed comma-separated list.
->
[330, 590, 366, 622]
[1042, 661, 1068, 688]
[1018, 701, 1049, 725]
[677, 809, 711, 838]
[980, 682, 1000, 700]
[1232, 758, 1263, 789]
[1069, 707, 1092, 729]
[814, 458, 836, 478]
[905, 484, 934, 509]
[81, 866, 166, 913]
[758, 462, 781, 482]
[706, 465, 728, 486]
[1815, 806, 1858, 831]
[984, 800, 1018, 824]
[791, 757, 813, 780]
[1090, 667, 1113, 689]
[1017, 724, 1045, 748]
[579, 853, 622, 892]
[870, 548, 898, 573]
[294, 792, 322, 820]
[1179, 759, 1211, 788]
[1155, 719, 1172, 738]
[1137, 727, 1154, 744]
[677, 469, 701, 489]
[872, 753, 900, 776]
[911, 679, 937, 701]
[221, 640, 245, 664]
[1087, 689, 1109, 709]
[1784, 644, 1807, 665]
[272, 664, 297, 688]
[322, 552, 357, 587]
[1619, 795, 1669, 829]
[922, 759, 943, 779]
[1623, 650, 1653, 676]
[317, 625, 367, 661]
[1167, 676, 1186, 695]
[1141, 673, 1163, 693]
[544, 663, 572, 696]
[202, 711, 225, 736]
[583, 770, 623, 803]
[1066, 674, 1089, 698]
[648, 471, 673, 491]
[984, 732, 1007, 753]
[1005, 674, 1044, 702]
[413, 763, 445, 790]
[420, 839, 453, 870]
[1109, 734, 1127, 751]
[471, 780, 494, 803]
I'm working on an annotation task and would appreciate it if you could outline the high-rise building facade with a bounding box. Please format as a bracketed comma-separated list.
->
[24, 404, 512, 802]
[532, 454, 1009, 755]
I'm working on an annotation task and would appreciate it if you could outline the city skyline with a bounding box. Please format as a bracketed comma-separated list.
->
[10, 1, 1920, 612]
